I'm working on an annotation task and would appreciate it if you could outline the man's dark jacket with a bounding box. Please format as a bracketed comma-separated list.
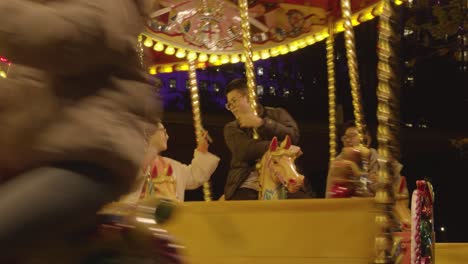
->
[223, 106, 299, 200]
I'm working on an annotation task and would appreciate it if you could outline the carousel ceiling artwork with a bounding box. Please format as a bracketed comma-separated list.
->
[141, 0, 403, 72]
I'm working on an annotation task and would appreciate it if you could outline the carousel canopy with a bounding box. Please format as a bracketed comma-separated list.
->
[142, 0, 402, 72]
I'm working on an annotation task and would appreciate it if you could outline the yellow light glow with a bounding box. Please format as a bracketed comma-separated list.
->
[212, 60, 222, 66]
[175, 49, 186, 58]
[279, 45, 289, 55]
[372, 3, 383, 16]
[270, 47, 280, 57]
[289, 43, 298, 52]
[164, 46, 175, 55]
[187, 51, 197, 61]
[209, 54, 219, 63]
[176, 64, 189, 71]
[315, 31, 329, 42]
[241, 55, 246, 62]
[351, 17, 360, 26]
[0, 71, 6, 78]
[198, 53, 208, 62]
[160, 66, 173, 73]
[305, 35, 316, 45]
[220, 54, 230, 64]
[394, 0, 404, 5]
[335, 22, 345, 33]
[359, 12, 375, 22]
[153, 42, 165, 51]
[297, 39, 307, 49]
[197, 62, 207, 69]
[261, 50, 270, 59]
[148, 66, 157, 75]
[252, 52, 260, 61]
[143, 38, 154, 47]
[230, 54, 240, 63]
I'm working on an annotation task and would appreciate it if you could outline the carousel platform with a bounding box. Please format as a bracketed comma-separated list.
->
[436, 243, 468, 264]
[161, 198, 468, 263]
[164, 198, 378, 264]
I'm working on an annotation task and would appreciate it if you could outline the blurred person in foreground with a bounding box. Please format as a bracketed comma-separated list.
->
[0, 0, 161, 254]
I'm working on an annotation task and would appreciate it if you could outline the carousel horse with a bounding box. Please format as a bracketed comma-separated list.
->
[326, 145, 372, 198]
[257, 135, 304, 200]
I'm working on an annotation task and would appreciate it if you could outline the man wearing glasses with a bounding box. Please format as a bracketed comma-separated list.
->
[223, 79, 300, 200]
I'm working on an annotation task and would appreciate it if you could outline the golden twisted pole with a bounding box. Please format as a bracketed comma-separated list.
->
[374, 0, 400, 262]
[327, 21, 337, 161]
[340, 0, 366, 144]
[238, 0, 259, 139]
[188, 59, 212, 201]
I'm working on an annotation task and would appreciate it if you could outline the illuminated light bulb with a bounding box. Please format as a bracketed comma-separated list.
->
[153, 42, 165, 51]
[297, 39, 307, 49]
[198, 53, 208, 62]
[0, 71, 6, 78]
[161, 66, 173, 73]
[359, 12, 374, 22]
[209, 54, 219, 63]
[197, 62, 206, 69]
[335, 23, 345, 33]
[394, 0, 403, 5]
[220, 54, 230, 64]
[240, 55, 246, 62]
[270, 47, 280, 57]
[187, 51, 197, 61]
[279, 45, 289, 55]
[143, 38, 154, 47]
[372, 3, 383, 16]
[260, 50, 270, 59]
[351, 17, 360, 26]
[252, 52, 260, 61]
[212, 59, 222, 66]
[288, 43, 298, 52]
[305, 36, 316, 45]
[176, 64, 189, 71]
[315, 31, 329, 42]
[175, 49, 186, 58]
[148, 66, 157, 75]
[164, 46, 175, 55]
[230, 54, 240, 63]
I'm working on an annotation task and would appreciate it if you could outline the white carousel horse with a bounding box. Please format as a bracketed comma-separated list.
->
[257, 135, 304, 200]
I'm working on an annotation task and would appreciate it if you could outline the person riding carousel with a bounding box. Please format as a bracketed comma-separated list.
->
[326, 120, 407, 199]
[122, 120, 220, 202]
[223, 78, 302, 200]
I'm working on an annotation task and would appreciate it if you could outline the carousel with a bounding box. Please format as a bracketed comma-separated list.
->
[1, 0, 466, 263]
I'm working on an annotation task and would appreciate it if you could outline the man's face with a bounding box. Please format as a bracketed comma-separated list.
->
[226, 89, 252, 119]
[342, 127, 361, 147]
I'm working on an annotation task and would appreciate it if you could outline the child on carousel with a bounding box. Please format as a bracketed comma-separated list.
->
[122, 120, 220, 202]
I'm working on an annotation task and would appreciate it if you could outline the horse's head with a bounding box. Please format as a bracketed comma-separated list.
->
[261, 135, 304, 193]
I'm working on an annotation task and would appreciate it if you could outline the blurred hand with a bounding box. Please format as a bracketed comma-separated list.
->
[237, 113, 263, 128]
[196, 130, 212, 153]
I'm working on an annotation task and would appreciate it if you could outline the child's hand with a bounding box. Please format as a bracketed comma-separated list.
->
[196, 130, 212, 153]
